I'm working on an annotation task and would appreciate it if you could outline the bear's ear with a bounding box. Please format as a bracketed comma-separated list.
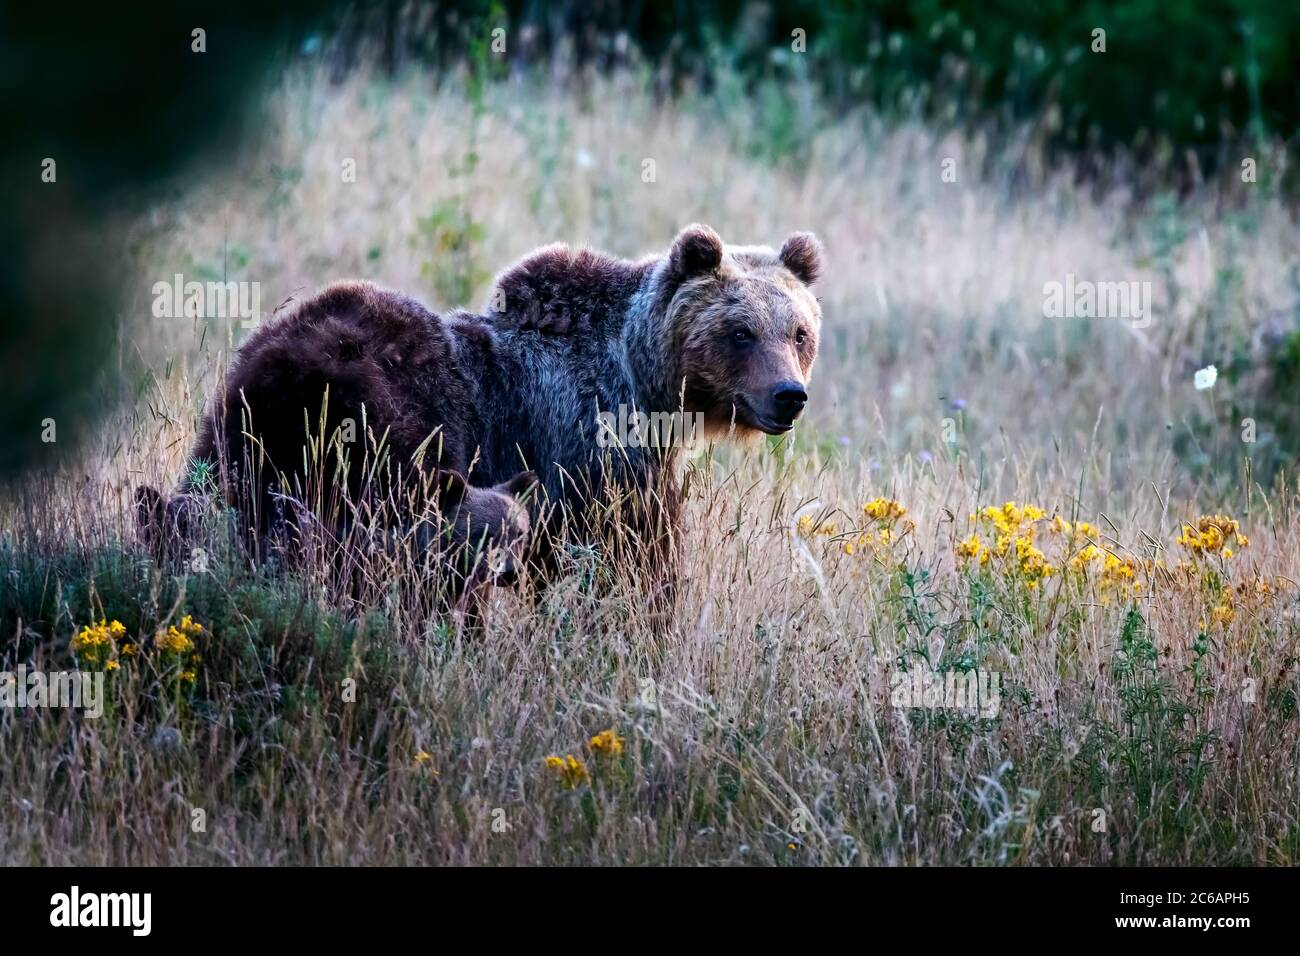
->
[437, 470, 469, 506]
[668, 223, 724, 282]
[500, 470, 540, 499]
[779, 232, 823, 285]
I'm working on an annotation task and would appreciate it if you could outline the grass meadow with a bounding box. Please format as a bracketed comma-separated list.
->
[2, 60, 1299, 865]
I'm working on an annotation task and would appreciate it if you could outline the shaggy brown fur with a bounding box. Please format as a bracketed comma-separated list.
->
[186, 281, 476, 521]
[153, 225, 824, 608]
[471, 224, 824, 586]
[138, 281, 537, 599]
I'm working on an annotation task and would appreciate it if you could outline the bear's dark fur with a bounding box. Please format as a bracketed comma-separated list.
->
[156, 224, 824, 599]
[185, 281, 477, 520]
[465, 224, 824, 575]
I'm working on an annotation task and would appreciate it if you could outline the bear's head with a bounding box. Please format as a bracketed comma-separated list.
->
[663, 223, 824, 438]
[435, 470, 538, 588]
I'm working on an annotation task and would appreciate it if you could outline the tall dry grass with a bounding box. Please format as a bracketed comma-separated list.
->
[1, 63, 1298, 865]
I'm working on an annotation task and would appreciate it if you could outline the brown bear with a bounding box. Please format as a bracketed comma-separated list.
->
[154, 223, 823, 598]
[468, 222, 824, 581]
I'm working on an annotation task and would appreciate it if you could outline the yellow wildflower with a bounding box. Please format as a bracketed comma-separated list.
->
[544, 754, 590, 788]
[1070, 544, 1101, 571]
[70, 619, 126, 668]
[863, 498, 908, 522]
[414, 751, 440, 775]
[1017, 540, 1056, 586]
[956, 534, 983, 560]
[1099, 554, 1141, 596]
[1177, 515, 1248, 557]
[589, 729, 625, 756]
[796, 514, 838, 538]
[157, 627, 193, 654]
[157, 615, 206, 656]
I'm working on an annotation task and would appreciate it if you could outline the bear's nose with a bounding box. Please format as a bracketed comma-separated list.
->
[771, 382, 808, 420]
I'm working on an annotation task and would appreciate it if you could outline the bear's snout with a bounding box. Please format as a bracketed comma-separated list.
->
[769, 381, 808, 425]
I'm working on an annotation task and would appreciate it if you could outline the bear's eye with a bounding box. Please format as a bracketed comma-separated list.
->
[732, 328, 753, 345]
[795, 328, 808, 346]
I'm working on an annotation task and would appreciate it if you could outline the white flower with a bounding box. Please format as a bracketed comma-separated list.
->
[1194, 365, 1218, 391]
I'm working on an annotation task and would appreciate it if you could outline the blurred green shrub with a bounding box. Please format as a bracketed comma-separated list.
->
[393, 0, 1298, 175]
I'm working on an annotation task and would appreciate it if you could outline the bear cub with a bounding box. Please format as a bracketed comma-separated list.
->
[136, 468, 536, 600]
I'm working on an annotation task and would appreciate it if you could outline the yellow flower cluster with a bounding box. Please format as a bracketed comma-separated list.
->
[544, 754, 590, 788]
[71, 619, 127, 668]
[958, 506, 1272, 612]
[796, 497, 914, 557]
[72, 616, 209, 680]
[978, 502, 1047, 536]
[957, 503, 1147, 595]
[796, 514, 838, 538]
[1049, 515, 1100, 540]
[956, 533, 990, 566]
[863, 497, 908, 522]
[156, 614, 205, 655]
[849, 497, 915, 555]
[1176, 515, 1249, 558]
[1069, 543, 1101, 570]
[958, 502, 1061, 586]
[1099, 553, 1141, 594]
[412, 750, 439, 776]
[1200, 576, 1281, 632]
[1015, 535, 1057, 587]
[152, 614, 206, 686]
[588, 729, 624, 755]
[1066, 544, 1138, 576]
